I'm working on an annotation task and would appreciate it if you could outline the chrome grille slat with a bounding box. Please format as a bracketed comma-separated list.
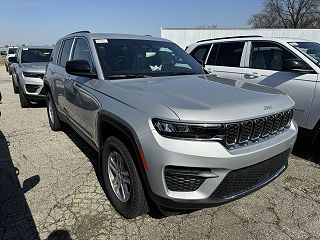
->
[251, 118, 265, 140]
[271, 113, 283, 134]
[239, 121, 253, 143]
[224, 109, 294, 148]
[225, 123, 239, 146]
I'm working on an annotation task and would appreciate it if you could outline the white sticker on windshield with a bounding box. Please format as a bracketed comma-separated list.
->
[95, 39, 108, 44]
[289, 42, 299, 46]
[23, 48, 28, 51]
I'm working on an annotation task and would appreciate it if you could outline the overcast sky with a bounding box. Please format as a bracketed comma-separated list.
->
[0, 0, 263, 46]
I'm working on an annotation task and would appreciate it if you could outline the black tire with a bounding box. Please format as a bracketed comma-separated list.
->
[18, 84, 31, 108]
[102, 136, 149, 218]
[46, 92, 61, 131]
[12, 76, 18, 94]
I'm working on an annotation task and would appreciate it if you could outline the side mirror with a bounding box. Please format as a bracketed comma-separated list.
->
[283, 59, 314, 73]
[8, 56, 17, 63]
[66, 60, 96, 78]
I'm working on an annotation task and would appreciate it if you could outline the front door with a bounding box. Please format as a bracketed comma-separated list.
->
[64, 38, 96, 138]
[242, 41, 318, 128]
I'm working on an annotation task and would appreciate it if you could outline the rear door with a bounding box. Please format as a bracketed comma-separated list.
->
[204, 41, 246, 81]
[242, 41, 318, 127]
[55, 38, 74, 113]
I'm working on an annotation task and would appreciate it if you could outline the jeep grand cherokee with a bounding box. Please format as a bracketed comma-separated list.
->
[43, 31, 297, 218]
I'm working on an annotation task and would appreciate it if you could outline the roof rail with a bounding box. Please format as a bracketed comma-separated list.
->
[196, 35, 262, 43]
[68, 31, 91, 35]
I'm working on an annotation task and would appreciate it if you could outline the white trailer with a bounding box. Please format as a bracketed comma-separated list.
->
[160, 28, 320, 49]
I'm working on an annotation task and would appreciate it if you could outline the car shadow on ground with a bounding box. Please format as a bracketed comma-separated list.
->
[291, 134, 320, 165]
[0, 130, 40, 239]
[62, 125, 198, 219]
[0, 130, 73, 239]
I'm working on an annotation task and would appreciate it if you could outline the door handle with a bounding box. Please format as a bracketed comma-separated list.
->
[244, 72, 260, 78]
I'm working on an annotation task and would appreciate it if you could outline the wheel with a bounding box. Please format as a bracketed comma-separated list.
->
[102, 136, 149, 218]
[12, 76, 18, 94]
[46, 92, 61, 131]
[18, 83, 30, 108]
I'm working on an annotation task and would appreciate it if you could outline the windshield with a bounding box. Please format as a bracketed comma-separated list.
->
[289, 42, 320, 67]
[94, 39, 204, 79]
[21, 48, 53, 63]
[8, 48, 17, 54]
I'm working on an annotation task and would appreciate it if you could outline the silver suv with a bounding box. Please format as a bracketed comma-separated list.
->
[44, 31, 297, 218]
[11, 46, 53, 108]
[5, 46, 18, 74]
[186, 36, 320, 142]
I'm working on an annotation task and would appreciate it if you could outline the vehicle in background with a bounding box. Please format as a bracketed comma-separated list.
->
[5, 46, 18, 74]
[44, 31, 297, 218]
[11, 46, 53, 108]
[186, 36, 320, 142]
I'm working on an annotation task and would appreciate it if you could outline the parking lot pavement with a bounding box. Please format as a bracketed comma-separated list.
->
[0, 65, 319, 240]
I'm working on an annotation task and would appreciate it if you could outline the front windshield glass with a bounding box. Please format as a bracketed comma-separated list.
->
[289, 42, 320, 67]
[94, 39, 204, 79]
[8, 48, 17, 54]
[21, 48, 53, 63]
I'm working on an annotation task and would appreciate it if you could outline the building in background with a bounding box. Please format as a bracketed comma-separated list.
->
[161, 28, 320, 49]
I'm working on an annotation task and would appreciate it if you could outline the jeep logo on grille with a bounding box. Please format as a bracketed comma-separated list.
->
[264, 105, 272, 111]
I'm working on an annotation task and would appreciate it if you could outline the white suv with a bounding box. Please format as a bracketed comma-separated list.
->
[186, 36, 320, 142]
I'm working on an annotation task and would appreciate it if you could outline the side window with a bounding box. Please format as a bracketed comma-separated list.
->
[59, 39, 74, 68]
[250, 41, 297, 71]
[51, 40, 62, 64]
[206, 44, 219, 65]
[215, 42, 245, 67]
[71, 38, 93, 68]
[190, 44, 211, 62]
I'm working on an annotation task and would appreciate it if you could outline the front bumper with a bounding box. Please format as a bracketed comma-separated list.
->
[139, 121, 297, 209]
[20, 76, 45, 101]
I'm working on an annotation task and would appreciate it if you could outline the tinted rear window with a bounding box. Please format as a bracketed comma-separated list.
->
[215, 42, 245, 67]
[190, 44, 211, 62]
[59, 39, 74, 67]
[51, 40, 63, 64]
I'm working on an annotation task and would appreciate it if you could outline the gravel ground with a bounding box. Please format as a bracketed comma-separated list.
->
[0, 65, 319, 240]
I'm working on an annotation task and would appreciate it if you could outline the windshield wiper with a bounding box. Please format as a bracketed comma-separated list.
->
[108, 74, 151, 80]
[166, 71, 198, 76]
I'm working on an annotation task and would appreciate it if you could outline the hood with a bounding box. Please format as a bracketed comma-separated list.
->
[110, 74, 295, 123]
[21, 62, 48, 73]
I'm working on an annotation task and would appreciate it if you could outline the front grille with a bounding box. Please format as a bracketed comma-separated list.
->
[164, 167, 207, 192]
[224, 109, 293, 148]
[24, 72, 44, 79]
[25, 84, 40, 93]
[211, 150, 290, 199]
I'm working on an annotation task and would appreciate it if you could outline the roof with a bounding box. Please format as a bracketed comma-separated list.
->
[18, 45, 54, 49]
[161, 27, 320, 31]
[63, 31, 170, 43]
[195, 36, 313, 45]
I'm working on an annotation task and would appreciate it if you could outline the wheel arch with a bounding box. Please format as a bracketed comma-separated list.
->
[97, 111, 148, 177]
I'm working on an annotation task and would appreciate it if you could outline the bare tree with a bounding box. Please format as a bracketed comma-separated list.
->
[249, 0, 320, 28]
[197, 24, 218, 29]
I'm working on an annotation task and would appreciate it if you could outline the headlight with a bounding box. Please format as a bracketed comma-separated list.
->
[152, 119, 224, 140]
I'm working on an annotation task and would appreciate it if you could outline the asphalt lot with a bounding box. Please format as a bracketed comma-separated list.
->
[0, 65, 319, 240]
